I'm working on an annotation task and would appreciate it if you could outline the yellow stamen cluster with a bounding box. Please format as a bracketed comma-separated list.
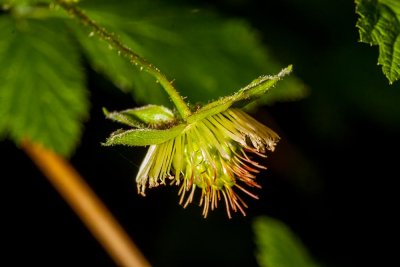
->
[136, 108, 279, 218]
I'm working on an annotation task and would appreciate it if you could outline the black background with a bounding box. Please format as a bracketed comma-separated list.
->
[2, 0, 398, 266]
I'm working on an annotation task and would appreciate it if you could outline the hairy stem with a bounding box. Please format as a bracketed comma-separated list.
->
[56, 0, 192, 119]
[22, 140, 151, 267]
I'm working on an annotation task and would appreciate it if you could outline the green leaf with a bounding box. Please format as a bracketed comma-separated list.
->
[70, 24, 171, 106]
[103, 124, 186, 146]
[67, 0, 306, 107]
[103, 105, 176, 128]
[253, 217, 320, 267]
[0, 16, 88, 156]
[0, 0, 53, 6]
[356, 0, 400, 84]
[187, 66, 292, 123]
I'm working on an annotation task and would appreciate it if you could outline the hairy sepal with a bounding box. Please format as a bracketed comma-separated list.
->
[187, 65, 292, 123]
[103, 105, 176, 128]
[103, 124, 186, 146]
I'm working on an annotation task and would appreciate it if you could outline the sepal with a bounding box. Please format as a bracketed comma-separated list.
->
[103, 104, 176, 128]
[103, 124, 186, 146]
[187, 65, 292, 123]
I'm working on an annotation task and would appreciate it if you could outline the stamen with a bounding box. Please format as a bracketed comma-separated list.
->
[184, 184, 196, 208]
[235, 183, 259, 199]
[234, 193, 249, 209]
[135, 107, 278, 218]
[232, 157, 260, 173]
[202, 193, 210, 218]
[178, 184, 186, 205]
[234, 150, 266, 169]
[221, 190, 232, 219]
[232, 196, 247, 216]
[225, 188, 237, 213]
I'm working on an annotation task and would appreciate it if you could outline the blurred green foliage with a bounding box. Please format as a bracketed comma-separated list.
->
[0, 15, 88, 156]
[253, 217, 320, 267]
[73, 0, 306, 106]
[0, 0, 305, 156]
[356, 0, 400, 84]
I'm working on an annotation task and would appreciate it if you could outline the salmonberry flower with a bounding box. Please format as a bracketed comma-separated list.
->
[104, 66, 291, 218]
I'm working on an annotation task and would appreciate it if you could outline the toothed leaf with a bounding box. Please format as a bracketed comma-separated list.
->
[0, 16, 88, 156]
[356, 0, 400, 84]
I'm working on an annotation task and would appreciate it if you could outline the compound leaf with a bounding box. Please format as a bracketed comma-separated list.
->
[0, 16, 88, 156]
[356, 0, 400, 84]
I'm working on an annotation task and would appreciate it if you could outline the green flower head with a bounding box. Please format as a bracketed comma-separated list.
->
[104, 66, 291, 218]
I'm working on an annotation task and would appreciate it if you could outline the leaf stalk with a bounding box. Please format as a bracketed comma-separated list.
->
[22, 139, 151, 267]
[56, 0, 192, 119]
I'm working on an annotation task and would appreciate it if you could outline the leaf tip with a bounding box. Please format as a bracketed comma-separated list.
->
[100, 141, 109, 146]
[102, 136, 115, 147]
[279, 64, 293, 78]
[102, 107, 110, 117]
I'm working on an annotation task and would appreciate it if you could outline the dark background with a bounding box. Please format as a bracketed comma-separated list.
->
[2, 0, 398, 266]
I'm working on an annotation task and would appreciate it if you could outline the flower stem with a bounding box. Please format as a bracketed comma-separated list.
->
[22, 140, 151, 267]
[56, 0, 192, 119]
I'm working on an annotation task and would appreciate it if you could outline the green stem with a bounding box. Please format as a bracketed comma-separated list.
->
[56, 0, 192, 119]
